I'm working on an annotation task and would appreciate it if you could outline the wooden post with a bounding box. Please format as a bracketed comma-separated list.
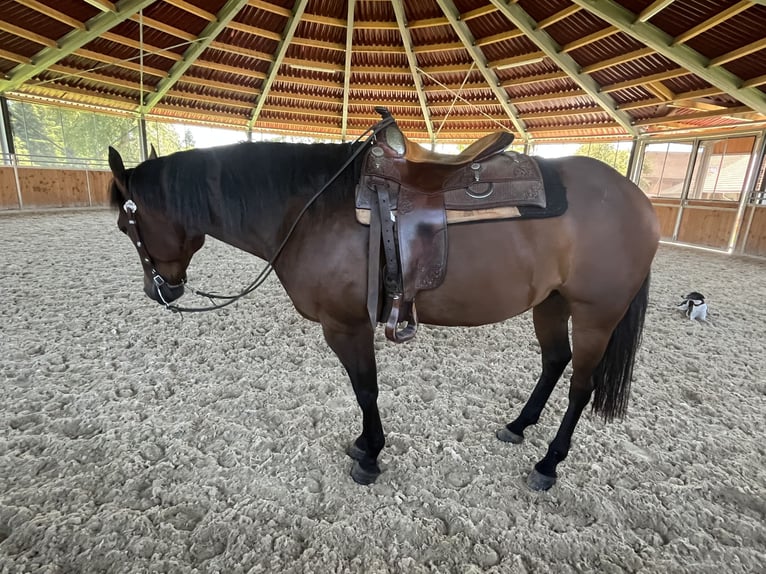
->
[138, 115, 149, 162]
[729, 132, 765, 253]
[0, 96, 22, 209]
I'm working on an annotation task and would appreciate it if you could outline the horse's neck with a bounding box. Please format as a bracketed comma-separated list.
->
[200, 172, 297, 261]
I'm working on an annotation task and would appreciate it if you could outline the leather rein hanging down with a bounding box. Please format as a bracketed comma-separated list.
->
[123, 114, 396, 314]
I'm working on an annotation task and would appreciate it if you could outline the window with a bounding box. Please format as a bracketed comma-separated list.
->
[687, 136, 756, 202]
[532, 141, 633, 175]
[8, 99, 142, 168]
[638, 142, 695, 198]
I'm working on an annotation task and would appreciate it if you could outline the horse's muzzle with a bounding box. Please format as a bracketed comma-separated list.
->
[144, 279, 185, 304]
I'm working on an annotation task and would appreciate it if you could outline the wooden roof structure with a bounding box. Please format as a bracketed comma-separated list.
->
[1, 0, 766, 143]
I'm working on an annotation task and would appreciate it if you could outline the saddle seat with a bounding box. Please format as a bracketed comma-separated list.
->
[374, 106, 514, 167]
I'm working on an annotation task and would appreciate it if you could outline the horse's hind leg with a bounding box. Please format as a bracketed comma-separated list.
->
[527, 302, 615, 490]
[321, 321, 384, 485]
[497, 291, 571, 444]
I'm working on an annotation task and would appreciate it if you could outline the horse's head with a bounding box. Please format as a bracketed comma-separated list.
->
[108, 146, 205, 306]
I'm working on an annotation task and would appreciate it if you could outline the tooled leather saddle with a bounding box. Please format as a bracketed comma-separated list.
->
[357, 107, 561, 343]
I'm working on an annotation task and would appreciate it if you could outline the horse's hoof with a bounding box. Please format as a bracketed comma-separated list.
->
[527, 468, 556, 491]
[346, 442, 367, 461]
[350, 461, 380, 485]
[496, 427, 524, 444]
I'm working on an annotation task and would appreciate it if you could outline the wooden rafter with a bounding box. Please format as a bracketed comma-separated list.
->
[341, 0, 355, 140]
[488, 0, 637, 135]
[392, 0, 434, 143]
[636, 0, 674, 22]
[248, 0, 309, 131]
[83, 0, 115, 12]
[0, 0, 156, 94]
[672, 1, 752, 45]
[572, 0, 766, 115]
[580, 47, 654, 74]
[561, 27, 620, 53]
[15, 0, 85, 30]
[140, 0, 252, 114]
[710, 37, 766, 67]
[434, 0, 527, 138]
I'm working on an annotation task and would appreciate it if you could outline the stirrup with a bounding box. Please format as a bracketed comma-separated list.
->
[384, 295, 418, 343]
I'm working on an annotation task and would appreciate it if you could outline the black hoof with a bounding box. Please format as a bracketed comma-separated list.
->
[350, 461, 381, 485]
[346, 442, 367, 461]
[527, 468, 556, 491]
[496, 427, 524, 444]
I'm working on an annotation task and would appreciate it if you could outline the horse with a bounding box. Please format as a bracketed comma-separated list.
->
[107, 127, 659, 491]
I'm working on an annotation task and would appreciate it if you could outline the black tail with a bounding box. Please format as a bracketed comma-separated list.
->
[591, 274, 651, 422]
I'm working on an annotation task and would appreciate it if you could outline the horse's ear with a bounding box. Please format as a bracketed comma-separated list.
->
[108, 146, 126, 180]
[109, 146, 126, 192]
[148, 144, 158, 160]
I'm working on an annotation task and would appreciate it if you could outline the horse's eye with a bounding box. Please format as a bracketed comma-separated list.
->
[119, 225, 127, 234]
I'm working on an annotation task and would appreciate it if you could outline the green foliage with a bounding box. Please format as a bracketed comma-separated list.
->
[574, 142, 631, 175]
[7, 100, 190, 168]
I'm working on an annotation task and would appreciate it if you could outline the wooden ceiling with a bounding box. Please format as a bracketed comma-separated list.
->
[1, 0, 766, 143]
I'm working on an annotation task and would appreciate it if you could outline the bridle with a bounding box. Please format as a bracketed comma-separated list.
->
[122, 110, 396, 314]
[121, 198, 187, 308]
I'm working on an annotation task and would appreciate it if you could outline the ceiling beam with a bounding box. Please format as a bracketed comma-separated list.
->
[561, 26, 619, 53]
[0, 0, 155, 94]
[710, 37, 766, 67]
[392, 0, 435, 143]
[248, 0, 309, 131]
[83, 0, 115, 11]
[15, 0, 86, 30]
[636, 0, 674, 22]
[433, 0, 527, 139]
[341, 0, 355, 140]
[672, 1, 751, 45]
[489, 0, 637, 136]
[140, 0, 251, 115]
[571, 0, 766, 116]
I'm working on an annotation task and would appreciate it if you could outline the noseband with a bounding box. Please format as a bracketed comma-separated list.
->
[122, 199, 185, 307]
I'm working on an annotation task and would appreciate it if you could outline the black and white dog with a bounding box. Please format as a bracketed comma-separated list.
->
[676, 292, 708, 321]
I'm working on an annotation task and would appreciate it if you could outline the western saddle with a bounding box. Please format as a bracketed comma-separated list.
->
[357, 107, 547, 343]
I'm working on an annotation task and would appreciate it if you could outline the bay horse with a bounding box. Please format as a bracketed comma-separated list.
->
[107, 129, 659, 491]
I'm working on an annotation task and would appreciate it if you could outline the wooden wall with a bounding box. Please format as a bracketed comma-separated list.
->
[676, 201, 740, 249]
[650, 200, 680, 239]
[0, 166, 112, 210]
[737, 205, 766, 257]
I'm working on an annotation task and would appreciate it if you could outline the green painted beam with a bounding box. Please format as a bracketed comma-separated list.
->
[434, 0, 528, 139]
[571, 0, 766, 116]
[489, 0, 637, 136]
[392, 0, 435, 144]
[248, 0, 309, 131]
[0, 0, 155, 94]
[140, 0, 250, 114]
[341, 0, 356, 140]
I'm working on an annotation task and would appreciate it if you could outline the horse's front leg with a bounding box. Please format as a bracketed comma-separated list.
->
[321, 321, 384, 485]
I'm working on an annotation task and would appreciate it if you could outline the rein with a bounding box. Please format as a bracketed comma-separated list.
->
[126, 113, 396, 314]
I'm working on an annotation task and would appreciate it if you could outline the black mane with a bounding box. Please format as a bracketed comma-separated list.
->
[119, 141, 361, 234]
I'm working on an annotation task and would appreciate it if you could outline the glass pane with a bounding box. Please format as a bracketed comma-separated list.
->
[687, 136, 755, 202]
[6, 99, 141, 168]
[639, 142, 693, 198]
[573, 141, 632, 175]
